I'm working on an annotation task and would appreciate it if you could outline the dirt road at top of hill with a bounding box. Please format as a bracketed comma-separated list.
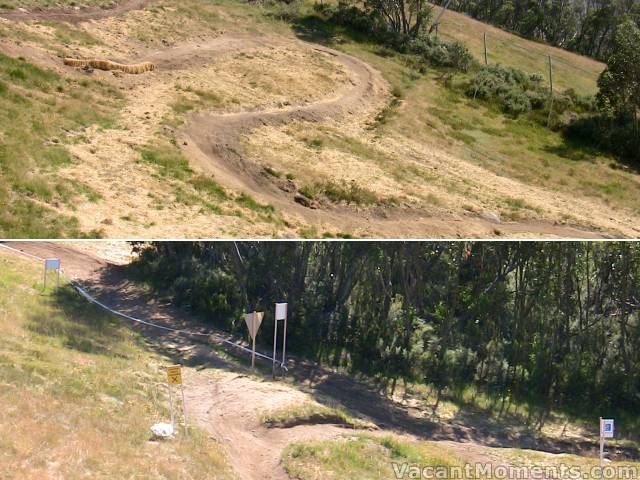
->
[0, 0, 151, 23]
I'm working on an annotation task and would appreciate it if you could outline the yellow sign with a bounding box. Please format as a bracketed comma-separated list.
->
[167, 365, 182, 385]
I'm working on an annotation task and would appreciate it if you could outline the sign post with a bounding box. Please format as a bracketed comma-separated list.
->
[599, 417, 614, 472]
[43, 258, 61, 288]
[167, 365, 187, 436]
[273, 302, 288, 378]
[243, 311, 264, 370]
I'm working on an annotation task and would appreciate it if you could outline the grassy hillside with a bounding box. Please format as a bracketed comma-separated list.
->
[434, 4, 604, 94]
[0, 0, 637, 237]
[0, 250, 231, 478]
[0, 47, 122, 237]
[250, 0, 640, 226]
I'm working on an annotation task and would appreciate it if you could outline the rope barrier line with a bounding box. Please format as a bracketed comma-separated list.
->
[0, 242, 47, 262]
[0, 243, 287, 369]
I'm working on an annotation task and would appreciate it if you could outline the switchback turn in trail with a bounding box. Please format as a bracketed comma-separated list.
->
[1, 3, 636, 236]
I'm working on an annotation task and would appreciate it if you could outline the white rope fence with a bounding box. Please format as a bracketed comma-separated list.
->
[0, 242, 287, 369]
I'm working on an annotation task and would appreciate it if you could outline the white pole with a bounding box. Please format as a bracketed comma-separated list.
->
[251, 312, 256, 370]
[169, 384, 175, 433]
[43, 262, 47, 289]
[282, 304, 288, 367]
[180, 383, 188, 437]
[272, 309, 278, 378]
[599, 417, 604, 476]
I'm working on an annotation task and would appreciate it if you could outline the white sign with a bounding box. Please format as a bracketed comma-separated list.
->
[275, 303, 288, 321]
[602, 419, 614, 438]
[43, 258, 61, 288]
[244, 311, 264, 340]
[45, 258, 61, 270]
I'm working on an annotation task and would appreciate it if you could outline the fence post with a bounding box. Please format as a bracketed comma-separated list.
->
[547, 55, 554, 127]
[483, 32, 488, 65]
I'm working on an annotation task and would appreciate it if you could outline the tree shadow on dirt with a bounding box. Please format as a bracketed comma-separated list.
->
[72, 261, 640, 461]
[68, 262, 268, 375]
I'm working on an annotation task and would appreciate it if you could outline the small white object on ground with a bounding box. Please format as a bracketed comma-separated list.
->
[151, 422, 175, 439]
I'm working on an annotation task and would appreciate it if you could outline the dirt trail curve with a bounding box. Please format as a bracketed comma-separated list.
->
[4, 241, 638, 468]
[0, 0, 623, 237]
[178, 38, 613, 239]
[0, 0, 151, 23]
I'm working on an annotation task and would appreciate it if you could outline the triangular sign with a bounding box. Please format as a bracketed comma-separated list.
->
[244, 311, 264, 340]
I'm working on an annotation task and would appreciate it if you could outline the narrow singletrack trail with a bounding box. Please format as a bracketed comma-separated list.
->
[0, 0, 632, 237]
[173, 37, 615, 239]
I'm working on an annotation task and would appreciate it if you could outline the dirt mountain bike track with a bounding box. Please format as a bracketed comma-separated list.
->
[4, 240, 637, 480]
[0, 0, 629, 237]
[176, 39, 613, 239]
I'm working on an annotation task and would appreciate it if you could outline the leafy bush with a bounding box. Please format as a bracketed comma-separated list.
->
[264, 0, 303, 21]
[526, 89, 548, 109]
[498, 87, 532, 116]
[467, 64, 550, 116]
[564, 88, 596, 113]
[329, 2, 394, 44]
[325, 3, 473, 71]
[408, 36, 475, 71]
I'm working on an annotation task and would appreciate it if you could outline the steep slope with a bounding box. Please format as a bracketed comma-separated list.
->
[0, 0, 637, 238]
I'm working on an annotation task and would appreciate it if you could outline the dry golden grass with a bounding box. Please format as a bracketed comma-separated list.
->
[0, 250, 232, 479]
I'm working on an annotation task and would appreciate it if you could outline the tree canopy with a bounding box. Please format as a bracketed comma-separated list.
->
[131, 241, 640, 424]
[597, 19, 640, 122]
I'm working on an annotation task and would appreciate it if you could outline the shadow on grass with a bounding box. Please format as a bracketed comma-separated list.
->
[542, 133, 610, 164]
[560, 117, 640, 173]
[27, 285, 132, 356]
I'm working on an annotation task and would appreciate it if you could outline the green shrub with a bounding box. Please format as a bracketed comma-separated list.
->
[264, 0, 303, 21]
[498, 87, 531, 115]
[565, 88, 596, 113]
[467, 64, 543, 116]
[329, 2, 393, 44]
[526, 89, 548, 110]
[408, 36, 475, 72]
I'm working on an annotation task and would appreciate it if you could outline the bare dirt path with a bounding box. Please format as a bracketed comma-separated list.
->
[186, 370, 352, 480]
[4, 241, 637, 468]
[0, 0, 151, 23]
[0, 2, 630, 238]
[178, 37, 614, 239]
[0, 241, 372, 480]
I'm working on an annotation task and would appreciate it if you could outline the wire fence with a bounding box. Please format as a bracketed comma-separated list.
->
[0, 242, 288, 370]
